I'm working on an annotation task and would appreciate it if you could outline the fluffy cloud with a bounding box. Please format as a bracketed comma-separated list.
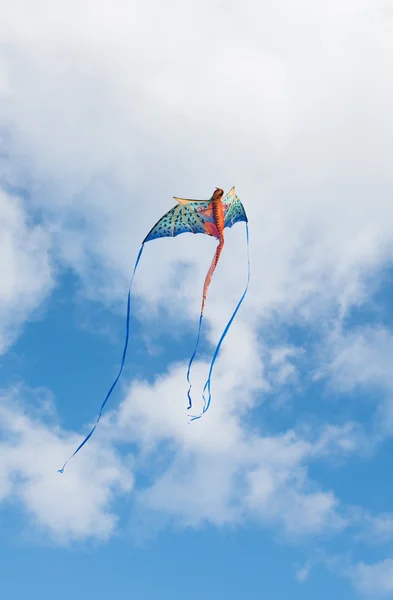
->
[109, 348, 353, 536]
[0, 0, 392, 324]
[0, 188, 53, 353]
[0, 388, 133, 543]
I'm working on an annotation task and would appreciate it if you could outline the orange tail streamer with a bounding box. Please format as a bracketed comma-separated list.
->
[187, 234, 225, 409]
[201, 235, 225, 314]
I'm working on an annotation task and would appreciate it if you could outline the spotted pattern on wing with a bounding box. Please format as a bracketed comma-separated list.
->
[143, 200, 212, 243]
[223, 187, 248, 228]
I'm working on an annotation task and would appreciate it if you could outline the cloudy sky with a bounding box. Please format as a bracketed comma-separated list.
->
[1, 1, 393, 598]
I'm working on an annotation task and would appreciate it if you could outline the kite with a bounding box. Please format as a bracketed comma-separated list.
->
[58, 187, 249, 472]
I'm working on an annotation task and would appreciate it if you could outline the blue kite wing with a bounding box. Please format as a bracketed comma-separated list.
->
[143, 199, 213, 243]
[223, 187, 248, 229]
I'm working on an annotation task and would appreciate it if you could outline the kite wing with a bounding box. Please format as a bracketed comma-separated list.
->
[223, 187, 248, 229]
[143, 199, 213, 243]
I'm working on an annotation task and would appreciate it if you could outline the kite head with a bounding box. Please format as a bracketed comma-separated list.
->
[212, 188, 224, 201]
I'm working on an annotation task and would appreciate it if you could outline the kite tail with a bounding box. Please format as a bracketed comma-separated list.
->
[186, 235, 224, 410]
[202, 235, 225, 314]
[186, 312, 203, 409]
[58, 244, 145, 473]
[190, 224, 250, 422]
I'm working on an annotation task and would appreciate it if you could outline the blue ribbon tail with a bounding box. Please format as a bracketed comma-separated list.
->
[58, 244, 145, 473]
[190, 223, 250, 421]
[186, 312, 204, 410]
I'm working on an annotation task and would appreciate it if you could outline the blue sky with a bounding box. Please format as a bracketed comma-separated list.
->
[1, 1, 393, 598]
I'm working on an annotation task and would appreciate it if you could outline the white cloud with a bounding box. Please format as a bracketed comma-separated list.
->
[320, 327, 393, 440]
[359, 513, 393, 545]
[350, 559, 393, 597]
[0, 368, 353, 543]
[323, 327, 393, 394]
[0, 388, 133, 543]
[0, 0, 392, 327]
[107, 352, 351, 536]
[0, 188, 53, 353]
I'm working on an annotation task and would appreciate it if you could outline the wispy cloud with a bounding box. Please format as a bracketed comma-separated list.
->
[349, 559, 393, 597]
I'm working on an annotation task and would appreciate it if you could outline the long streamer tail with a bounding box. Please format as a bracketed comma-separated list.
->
[58, 244, 145, 473]
[186, 312, 203, 409]
[190, 224, 250, 421]
[186, 236, 224, 409]
[201, 236, 225, 315]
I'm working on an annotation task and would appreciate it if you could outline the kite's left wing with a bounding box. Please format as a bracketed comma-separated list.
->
[223, 187, 248, 229]
[143, 199, 214, 243]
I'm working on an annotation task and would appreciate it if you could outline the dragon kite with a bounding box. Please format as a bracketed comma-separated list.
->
[59, 187, 249, 472]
